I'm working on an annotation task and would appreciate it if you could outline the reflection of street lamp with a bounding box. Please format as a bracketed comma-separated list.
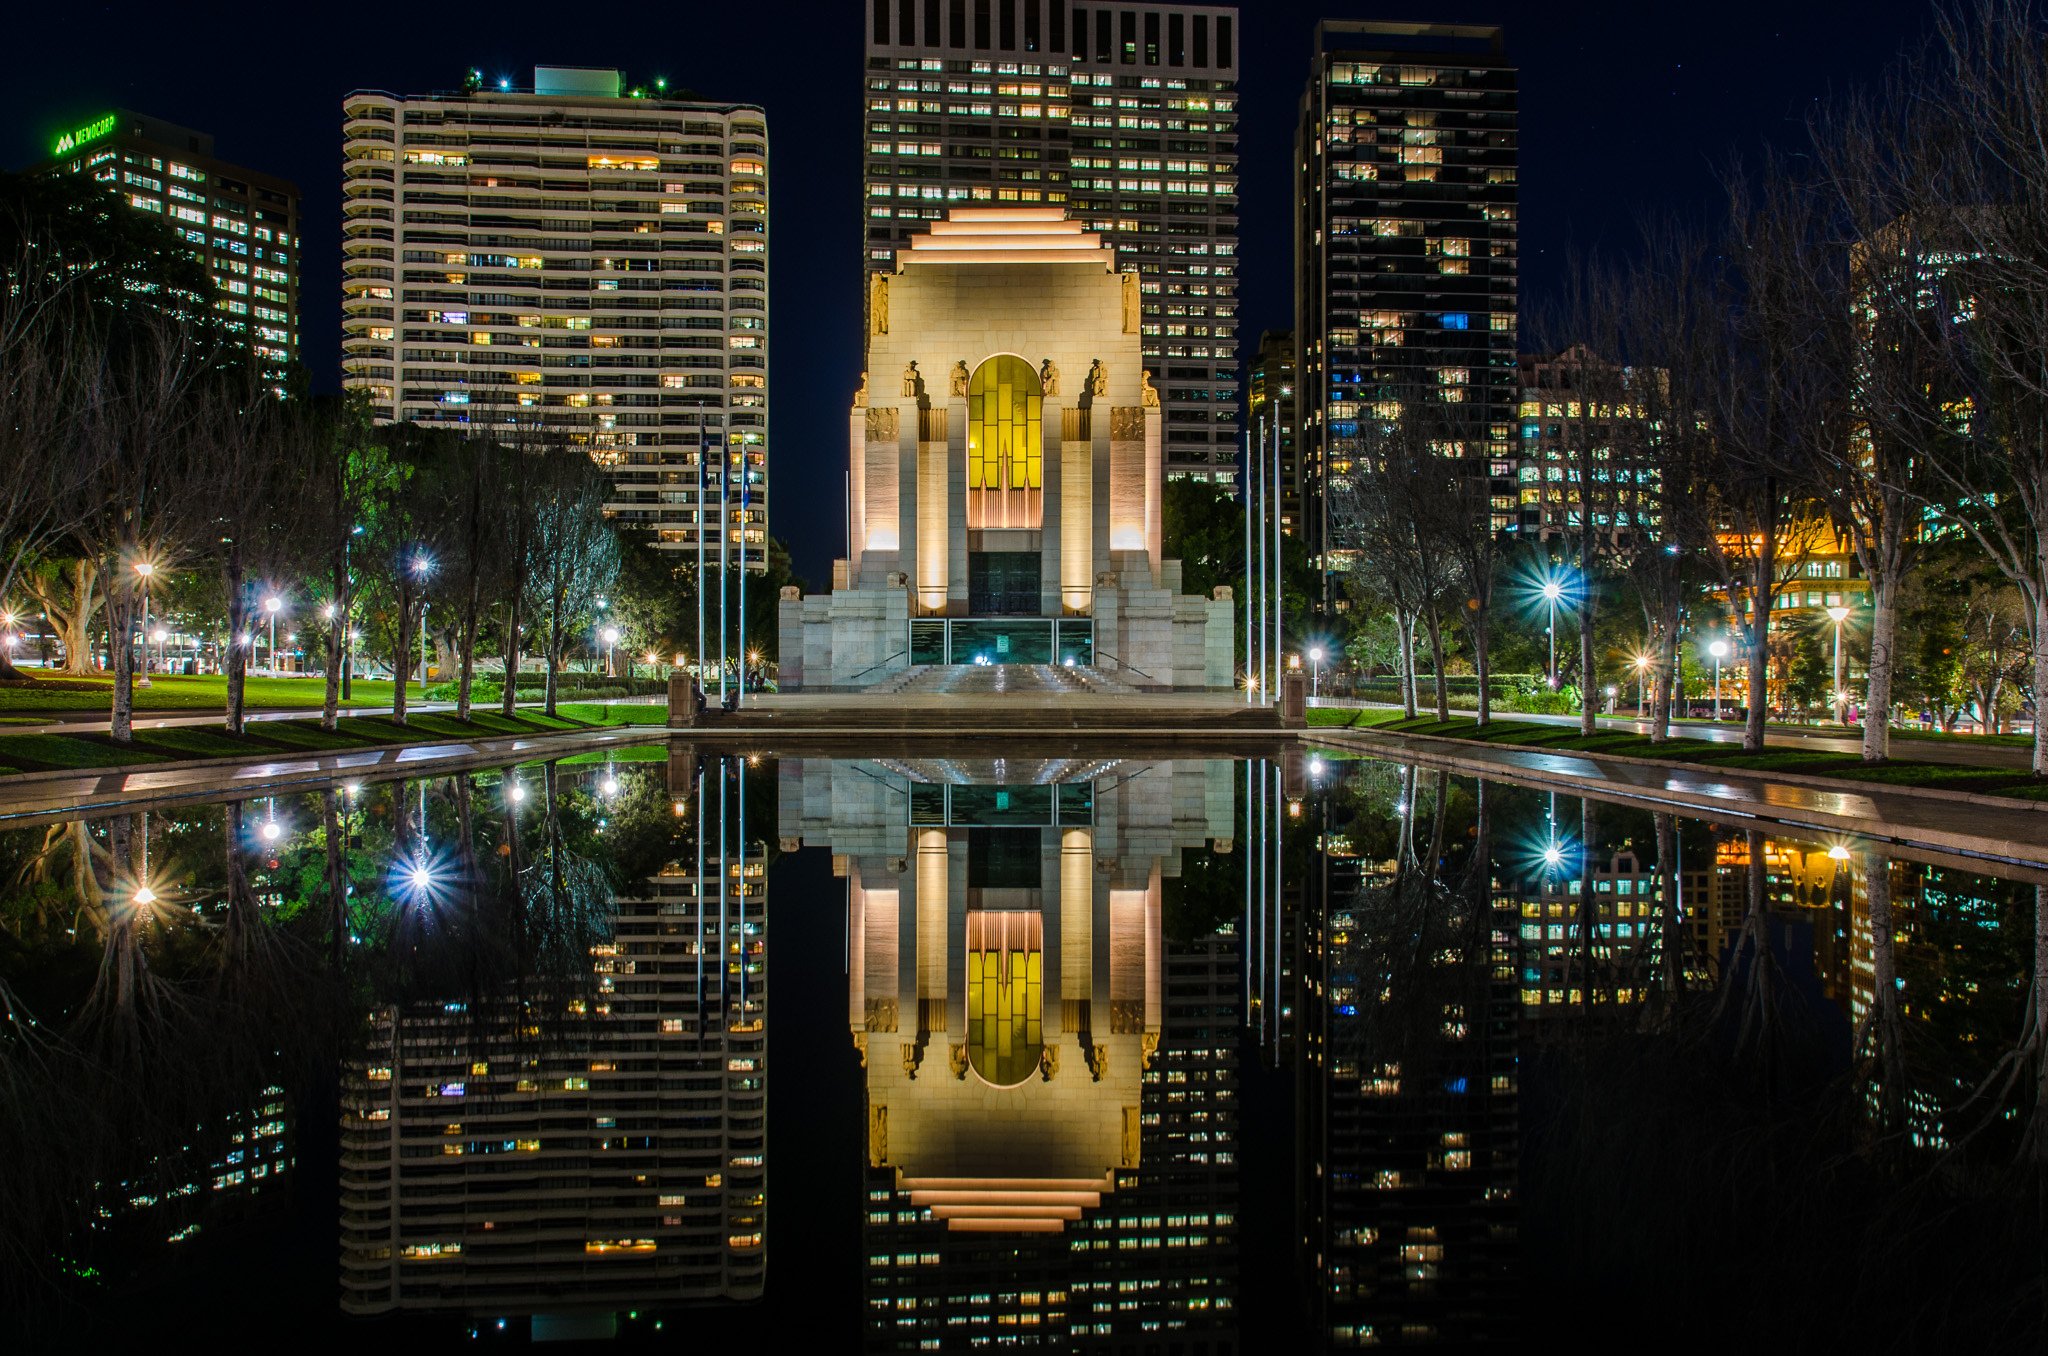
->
[133, 560, 156, 687]
[1826, 604, 1850, 725]
[1708, 639, 1730, 721]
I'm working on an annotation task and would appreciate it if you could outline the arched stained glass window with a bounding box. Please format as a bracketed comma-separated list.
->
[967, 355, 1043, 529]
[965, 910, 1044, 1087]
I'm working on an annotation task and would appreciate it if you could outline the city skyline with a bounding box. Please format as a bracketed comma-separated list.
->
[0, 0, 1939, 583]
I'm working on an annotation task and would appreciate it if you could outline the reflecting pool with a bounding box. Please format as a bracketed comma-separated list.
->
[1, 744, 2043, 1349]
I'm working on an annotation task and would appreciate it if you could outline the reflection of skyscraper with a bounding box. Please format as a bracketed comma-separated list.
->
[1508, 848, 1662, 1014]
[782, 755, 1237, 1349]
[339, 766, 765, 1331]
[1297, 794, 1518, 1346]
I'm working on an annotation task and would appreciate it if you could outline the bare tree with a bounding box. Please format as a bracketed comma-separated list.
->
[526, 457, 620, 718]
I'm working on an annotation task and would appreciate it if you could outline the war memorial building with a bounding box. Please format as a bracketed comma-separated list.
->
[779, 207, 1233, 690]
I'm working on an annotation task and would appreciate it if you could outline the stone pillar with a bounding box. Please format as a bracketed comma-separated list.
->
[1281, 670, 1308, 726]
[667, 670, 694, 726]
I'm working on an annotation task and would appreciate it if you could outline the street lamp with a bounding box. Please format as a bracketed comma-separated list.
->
[1708, 638, 1730, 721]
[602, 626, 620, 679]
[1633, 653, 1652, 717]
[410, 555, 433, 684]
[1604, 684, 1618, 715]
[1309, 645, 1326, 699]
[133, 560, 156, 687]
[264, 595, 282, 677]
[1826, 604, 1850, 725]
[1541, 576, 1565, 688]
[151, 627, 168, 677]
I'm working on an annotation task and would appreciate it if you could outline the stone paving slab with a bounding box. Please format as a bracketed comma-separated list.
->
[1314, 726, 2048, 874]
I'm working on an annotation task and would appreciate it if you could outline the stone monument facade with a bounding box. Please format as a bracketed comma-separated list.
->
[780, 208, 1232, 689]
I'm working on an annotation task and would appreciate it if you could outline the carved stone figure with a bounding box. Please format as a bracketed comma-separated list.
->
[1140, 369, 1160, 408]
[950, 359, 970, 398]
[1088, 358, 1108, 397]
[1039, 357, 1060, 395]
[1088, 1044, 1111, 1082]
[949, 1043, 970, 1080]
[901, 359, 920, 398]
[1037, 1045, 1059, 1082]
[1121, 271, 1140, 333]
[869, 272, 889, 334]
[853, 370, 870, 407]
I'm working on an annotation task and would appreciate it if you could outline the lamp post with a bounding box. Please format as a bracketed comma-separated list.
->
[151, 627, 168, 677]
[411, 555, 432, 685]
[1709, 638, 1730, 721]
[1826, 604, 1850, 725]
[264, 595, 281, 677]
[1634, 654, 1651, 718]
[1604, 684, 1618, 716]
[602, 626, 620, 679]
[133, 560, 155, 687]
[1541, 578, 1563, 688]
[1309, 645, 1325, 699]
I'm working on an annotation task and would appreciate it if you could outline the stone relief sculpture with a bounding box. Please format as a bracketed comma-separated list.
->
[1140, 369, 1159, 408]
[853, 370, 870, 407]
[950, 359, 970, 398]
[869, 272, 889, 334]
[901, 359, 920, 397]
[1039, 357, 1060, 394]
[1088, 358, 1108, 397]
[1121, 270, 1140, 333]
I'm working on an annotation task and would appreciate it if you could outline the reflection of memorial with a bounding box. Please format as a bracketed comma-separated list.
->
[338, 763, 765, 1334]
[782, 756, 1240, 1347]
[778, 208, 1232, 688]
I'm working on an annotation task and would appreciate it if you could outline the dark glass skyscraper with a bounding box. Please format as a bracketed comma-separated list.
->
[1295, 22, 1519, 569]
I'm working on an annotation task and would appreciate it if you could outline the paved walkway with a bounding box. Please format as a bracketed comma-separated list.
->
[1312, 725, 2048, 874]
[1, 696, 660, 737]
[0, 726, 655, 828]
[1312, 700, 2031, 769]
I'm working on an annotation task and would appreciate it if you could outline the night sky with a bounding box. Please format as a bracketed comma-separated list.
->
[2, 1, 1937, 585]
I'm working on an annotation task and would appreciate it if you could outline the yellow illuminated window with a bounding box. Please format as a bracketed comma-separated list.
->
[966, 355, 1043, 530]
[966, 911, 1043, 1086]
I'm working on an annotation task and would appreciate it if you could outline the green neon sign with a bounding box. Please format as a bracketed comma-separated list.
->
[53, 112, 116, 156]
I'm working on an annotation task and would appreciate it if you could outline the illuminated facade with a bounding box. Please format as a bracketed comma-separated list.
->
[781, 754, 1238, 1348]
[863, 2, 1242, 482]
[1295, 22, 1519, 541]
[780, 207, 1233, 688]
[341, 67, 768, 560]
[1513, 347, 1663, 548]
[37, 108, 300, 383]
[338, 767, 766, 1327]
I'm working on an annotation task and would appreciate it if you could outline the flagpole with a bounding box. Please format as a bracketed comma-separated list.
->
[1245, 417, 1261, 712]
[696, 425, 707, 691]
[738, 455, 748, 708]
[1261, 419, 1277, 704]
[719, 426, 730, 706]
[1243, 432, 1253, 704]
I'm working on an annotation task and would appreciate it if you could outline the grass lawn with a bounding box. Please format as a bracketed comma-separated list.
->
[554, 702, 669, 727]
[1320, 714, 2048, 801]
[1315, 699, 2034, 748]
[0, 710, 618, 777]
[0, 672, 396, 714]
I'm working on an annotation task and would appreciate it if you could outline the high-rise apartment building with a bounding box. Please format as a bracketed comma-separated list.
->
[863, 2, 1241, 482]
[37, 108, 300, 382]
[342, 68, 768, 562]
[1295, 22, 1518, 567]
[1248, 329, 1299, 533]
